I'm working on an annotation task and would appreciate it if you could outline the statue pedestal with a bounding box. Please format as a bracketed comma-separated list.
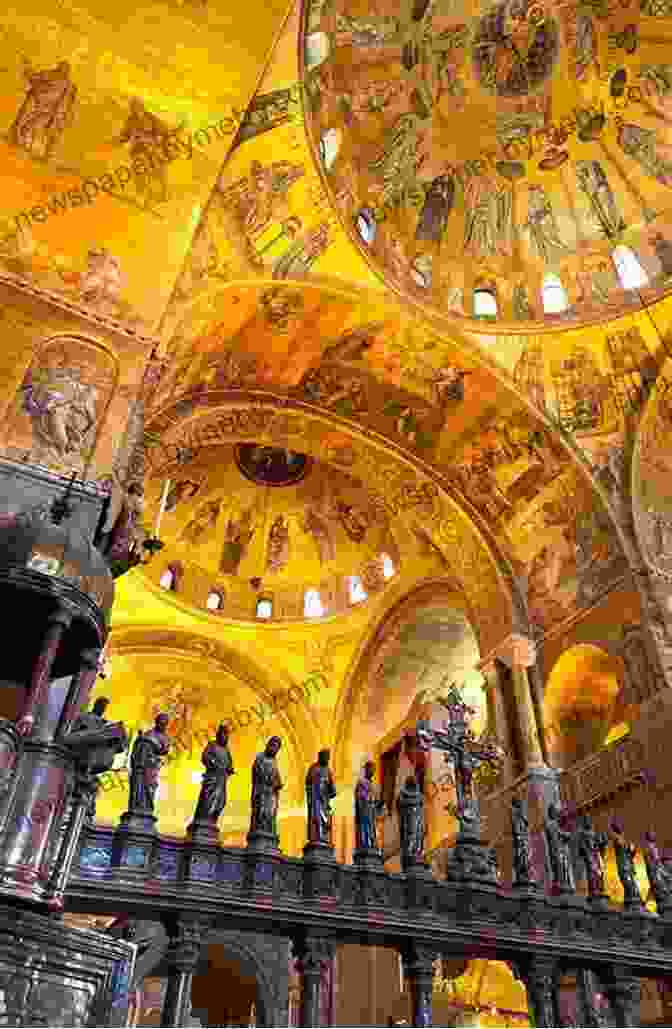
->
[353, 848, 385, 870]
[587, 892, 611, 912]
[113, 812, 157, 873]
[246, 829, 280, 853]
[186, 820, 219, 846]
[303, 842, 338, 899]
[184, 822, 220, 884]
[354, 849, 388, 906]
[446, 832, 499, 886]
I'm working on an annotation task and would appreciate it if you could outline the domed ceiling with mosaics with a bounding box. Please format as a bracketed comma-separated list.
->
[301, 0, 672, 328]
[142, 441, 405, 621]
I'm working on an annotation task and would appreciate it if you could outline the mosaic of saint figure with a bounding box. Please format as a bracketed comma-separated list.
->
[9, 59, 77, 160]
[524, 185, 570, 264]
[272, 222, 330, 280]
[116, 98, 176, 206]
[574, 13, 598, 80]
[219, 509, 255, 575]
[575, 161, 625, 240]
[79, 248, 126, 315]
[640, 65, 672, 124]
[266, 514, 290, 573]
[472, 0, 559, 98]
[369, 113, 426, 209]
[20, 363, 99, 467]
[616, 120, 672, 187]
[182, 500, 222, 545]
[415, 174, 455, 243]
[304, 504, 337, 564]
[463, 173, 513, 258]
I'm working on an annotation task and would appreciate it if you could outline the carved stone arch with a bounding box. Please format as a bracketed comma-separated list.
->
[131, 922, 289, 1027]
[332, 577, 480, 781]
[143, 390, 524, 656]
[108, 624, 318, 805]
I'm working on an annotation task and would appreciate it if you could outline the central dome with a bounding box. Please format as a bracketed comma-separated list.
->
[302, 0, 672, 328]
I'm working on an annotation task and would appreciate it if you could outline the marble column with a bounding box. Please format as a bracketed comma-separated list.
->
[479, 660, 515, 783]
[577, 968, 607, 1028]
[400, 944, 437, 1028]
[517, 958, 559, 1028]
[57, 647, 102, 736]
[603, 967, 642, 1028]
[293, 934, 335, 1028]
[506, 634, 546, 771]
[17, 606, 72, 737]
[160, 918, 205, 1027]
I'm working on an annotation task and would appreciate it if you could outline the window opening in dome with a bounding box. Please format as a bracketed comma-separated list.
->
[542, 273, 569, 314]
[159, 568, 175, 591]
[206, 590, 223, 611]
[319, 128, 341, 171]
[612, 245, 649, 290]
[473, 289, 498, 319]
[356, 208, 376, 246]
[304, 589, 325, 618]
[348, 575, 368, 605]
[381, 553, 396, 580]
[256, 596, 273, 620]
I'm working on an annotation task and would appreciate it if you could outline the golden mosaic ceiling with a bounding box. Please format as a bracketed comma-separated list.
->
[143, 442, 405, 621]
[301, 0, 672, 329]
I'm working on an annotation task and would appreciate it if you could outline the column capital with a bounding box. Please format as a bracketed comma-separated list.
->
[292, 932, 335, 975]
[400, 942, 439, 979]
[162, 916, 209, 972]
[479, 633, 537, 671]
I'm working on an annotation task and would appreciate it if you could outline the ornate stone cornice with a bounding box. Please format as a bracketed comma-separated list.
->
[0, 271, 158, 347]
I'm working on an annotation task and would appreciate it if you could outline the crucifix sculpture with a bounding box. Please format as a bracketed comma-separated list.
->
[416, 685, 503, 838]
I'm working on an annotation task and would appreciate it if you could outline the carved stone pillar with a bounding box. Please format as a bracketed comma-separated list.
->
[293, 934, 335, 1028]
[577, 968, 607, 1028]
[400, 943, 437, 1027]
[57, 647, 102, 736]
[516, 958, 560, 1028]
[17, 606, 72, 738]
[603, 967, 642, 1028]
[160, 918, 204, 1027]
[504, 634, 546, 771]
[480, 660, 515, 784]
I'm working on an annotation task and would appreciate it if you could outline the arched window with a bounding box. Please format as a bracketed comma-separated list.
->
[206, 590, 224, 612]
[256, 596, 273, 620]
[319, 128, 341, 171]
[612, 245, 649, 290]
[473, 288, 498, 319]
[347, 575, 368, 605]
[542, 273, 569, 314]
[159, 567, 175, 591]
[356, 208, 376, 246]
[381, 553, 396, 580]
[305, 31, 330, 70]
[304, 589, 325, 618]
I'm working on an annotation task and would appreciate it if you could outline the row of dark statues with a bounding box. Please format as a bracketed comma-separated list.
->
[78, 701, 671, 907]
[80, 703, 399, 853]
[513, 796, 672, 912]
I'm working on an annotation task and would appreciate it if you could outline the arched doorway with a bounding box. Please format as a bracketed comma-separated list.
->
[190, 944, 258, 1027]
[131, 931, 289, 1027]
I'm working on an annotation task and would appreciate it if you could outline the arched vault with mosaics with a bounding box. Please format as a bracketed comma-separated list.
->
[0, 0, 672, 1022]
